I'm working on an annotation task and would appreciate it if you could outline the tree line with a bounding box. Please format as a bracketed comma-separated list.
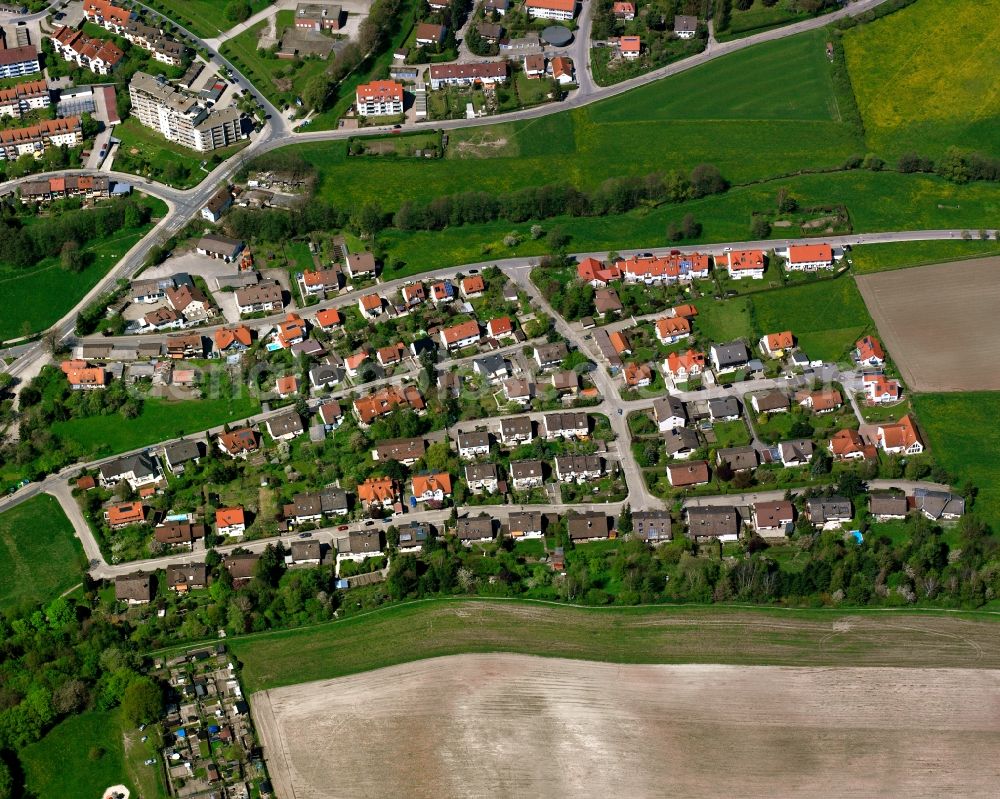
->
[391, 164, 728, 232]
[0, 199, 152, 270]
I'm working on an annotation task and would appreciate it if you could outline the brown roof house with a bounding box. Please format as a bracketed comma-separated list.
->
[686, 506, 740, 541]
[115, 572, 153, 604]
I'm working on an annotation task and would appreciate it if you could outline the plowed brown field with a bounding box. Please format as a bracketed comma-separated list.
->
[253, 653, 1000, 799]
[856, 257, 1000, 391]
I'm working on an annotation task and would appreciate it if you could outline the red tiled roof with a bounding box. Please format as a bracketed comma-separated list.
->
[441, 320, 480, 345]
[788, 243, 833, 264]
[315, 308, 343, 329]
[656, 316, 691, 338]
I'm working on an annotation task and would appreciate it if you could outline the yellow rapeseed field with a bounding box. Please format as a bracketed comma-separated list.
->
[844, 0, 1000, 155]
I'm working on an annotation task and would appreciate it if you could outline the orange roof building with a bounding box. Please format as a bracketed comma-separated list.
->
[655, 316, 691, 343]
[315, 308, 343, 330]
[856, 335, 886, 365]
[877, 414, 924, 455]
[609, 331, 631, 355]
[461, 275, 485, 296]
[671, 304, 698, 319]
[61, 359, 107, 389]
[829, 429, 876, 461]
[863, 374, 901, 404]
[214, 325, 252, 351]
[664, 349, 705, 378]
[357, 476, 398, 508]
[277, 313, 306, 348]
[487, 316, 514, 338]
[576, 257, 621, 286]
[760, 331, 794, 356]
[726, 250, 766, 278]
[786, 243, 834, 270]
[107, 501, 145, 528]
[624, 362, 653, 387]
[217, 428, 259, 458]
[276, 375, 299, 396]
[617, 252, 711, 283]
[412, 472, 453, 501]
[440, 320, 481, 349]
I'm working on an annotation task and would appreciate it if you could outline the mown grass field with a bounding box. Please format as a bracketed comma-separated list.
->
[911, 392, 1000, 527]
[51, 395, 261, 461]
[378, 171, 1000, 275]
[717, 0, 810, 40]
[0, 494, 83, 611]
[300, 29, 859, 209]
[844, 0, 1000, 157]
[851, 239, 1000, 274]
[143, 0, 274, 37]
[21, 710, 135, 799]
[228, 599, 1000, 692]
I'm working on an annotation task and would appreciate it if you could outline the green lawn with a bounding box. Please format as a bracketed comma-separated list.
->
[227, 599, 1000, 692]
[142, 0, 274, 37]
[377, 170, 1000, 275]
[844, 0, 1000, 157]
[52, 395, 261, 461]
[21, 710, 134, 799]
[911, 392, 1000, 527]
[0, 198, 167, 341]
[851, 239, 1000, 274]
[114, 118, 249, 188]
[220, 20, 331, 110]
[751, 276, 874, 363]
[0, 494, 83, 611]
[712, 420, 751, 448]
[294, 29, 860, 210]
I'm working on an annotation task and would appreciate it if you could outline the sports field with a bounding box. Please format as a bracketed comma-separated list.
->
[0, 494, 83, 611]
[856, 257, 1000, 391]
[228, 600, 1000, 692]
[254, 653, 1000, 799]
[844, 0, 1000, 157]
[299, 29, 859, 210]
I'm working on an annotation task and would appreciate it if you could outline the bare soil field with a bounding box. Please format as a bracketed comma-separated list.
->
[856, 257, 1000, 391]
[253, 653, 1000, 799]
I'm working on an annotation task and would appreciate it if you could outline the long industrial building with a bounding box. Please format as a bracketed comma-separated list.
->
[128, 72, 243, 152]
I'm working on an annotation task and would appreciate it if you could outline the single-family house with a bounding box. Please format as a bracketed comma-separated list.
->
[457, 430, 491, 459]
[106, 501, 146, 529]
[752, 500, 794, 538]
[216, 507, 246, 537]
[653, 395, 687, 432]
[613, 1, 635, 19]
[275, 375, 299, 398]
[863, 374, 901, 404]
[217, 428, 259, 459]
[454, 516, 495, 543]
[913, 489, 965, 521]
[716, 445, 757, 472]
[759, 331, 794, 358]
[523, 53, 546, 78]
[797, 389, 842, 413]
[828, 429, 875, 461]
[464, 462, 499, 494]
[751, 390, 789, 414]
[196, 234, 244, 262]
[265, 411, 304, 442]
[667, 460, 710, 488]
[785, 243, 834, 271]
[869, 493, 908, 521]
[534, 342, 568, 369]
[502, 377, 533, 405]
[318, 400, 344, 430]
[665, 426, 700, 460]
[345, 252, 378, 280]
[99, 452, 160, 489]
[664, 349, 706, 381]
[567, 511, 609, 542]
[624, 362, 653, 387]
[686, 506, 739, 541]
[876, 414, 924, 455]
[726, 249, 765, 280]
[619, 35, 641, 59]
[554, 454, 603, 483]
[655, 316, 691, 344]
[508, 510, 543, 539]
[440, 320, 481, 350]
[551, 370, 579, 394]
[674, 14, 698, 38]
[552, 55, 574, 84]
[710, 341, 749, 372]
[708, 396, 741, 422]
[855, 335, 886, 367]
[397, 522, 430, 552]
[357, 476, 399, 511]
[500, 415, 533, 445]
[115, 572, 153, 604]
[510, 459, 544, 491]
[632, 510, 672, 544]
[576, 257, 621, 287]
[412, 473, 453, 503]
[163, 440, 202, 475]
[165, 563, 207, 592]
[487, 316, 514, 339]
[359, 293, 384, 319]
[806, 496, 853, 529]
[779, 438, 814, 467]
[373, 437, 426, 465]
[475, 354, 510, 383]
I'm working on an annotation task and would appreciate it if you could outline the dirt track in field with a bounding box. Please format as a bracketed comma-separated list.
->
[856, 257, 1000, 391]
[252, 653, 1000, 799]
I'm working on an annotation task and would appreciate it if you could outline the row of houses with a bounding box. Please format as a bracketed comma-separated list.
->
[0, 78, 49, 119]
[19, 174, 129, 203]
[0, 115, 82, 161]
[82, 0, 185, 65]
